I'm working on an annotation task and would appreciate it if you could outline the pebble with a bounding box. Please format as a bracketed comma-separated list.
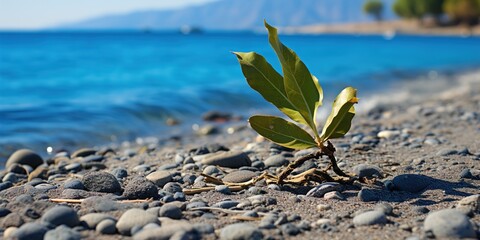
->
[222, 170, 257, 183]
[123, 177, 158, 199]
[111, 168, 128, 179]
[34, 183, 56, 191]
[41, 206, 80, 227]
[65, 163, 82, 172]
[375, 203, 394, 216]
[264, 155, 289, 168]
[456, 194, 480, 214]
[413, 206, 429, 214]
[392, 174, 431, 193]
[4, 227, 18, 239]
[44, 225, 81, 240]
[7, 163, 27, 175]
[64, 179, 85, 190]
[0, 208, 11, 217]
[3, 172, 18, 183]
[436, 149, 458, 156]
[133, 221, 194, 240]
[116, 208, 160, 235]
[1, 212, 24, 228]
[220, 223, 263, 240]
[80, 213, 115, 229]
[71, 148, 97, 158]
[82, 171, 122, 193]
[214, 185, 231, 194]
[96, 219, 117, 234]
[324, 191, 345, 200]
[353, 211, 387, 226]
[306, 182, 342, 197]
[352, 164, 383, 179]
[377, 130, 400, 139]
[201, 151, 251, 168]
[281, 223, 301, 236]
[163, 182, 182, 194]
[159, 203, 183, 219]
[6, 149, 44, 169]
[267, 184, 281, 190]
[132, 164, 150, 173]
[358, 188, 380, 202]
[213, 200, 239, 209]
[424, 209, 476, 238]
[146, 170, 173, 187]
[10, 222, 48, 240]
[202, 165, 221, 175]
[459, 169, 475, 179]
[0, 181, 13, 191]
[316, 204, 332, 211]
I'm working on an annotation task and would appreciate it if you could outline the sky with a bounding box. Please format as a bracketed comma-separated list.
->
[0, 0, 215, 30]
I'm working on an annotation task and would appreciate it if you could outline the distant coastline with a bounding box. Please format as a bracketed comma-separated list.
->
[284, 20, 480, 36]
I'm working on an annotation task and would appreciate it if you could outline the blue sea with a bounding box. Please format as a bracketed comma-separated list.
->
[1, 31, 480, 158]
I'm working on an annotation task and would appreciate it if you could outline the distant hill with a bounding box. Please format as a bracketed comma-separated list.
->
[57, 0, 397, 31]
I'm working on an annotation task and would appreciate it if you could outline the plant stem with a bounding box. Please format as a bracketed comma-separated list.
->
[322, 141, 350, 177]
[276, 151, 321, 184]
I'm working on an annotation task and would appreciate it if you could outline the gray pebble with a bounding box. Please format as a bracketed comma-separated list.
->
[116, 208, 160, 236]
[352, 164, 383, 179]
[64, 179, 85, 190]
[215, 185, 231, 194]
[0, 181, 13, 191]
[123, 177, 158, 199]
[44, 225, 81, 240]
[10, 222, 48, 240]
[82, 171, 122, 193]
[111, 168, 128, 179]
[375, 203, 393, 215]
[163, 182, 182, 194]
[222, 170, 257, 183]
[159, 203, 182, 219]
[358, 188, 380, 202]
[353, 211, 387, 226]
[146, 170, 172, 187]
[264, 155, 289, 168]
[201, 151, 251, 168]
[306, 182, 342, 198]
[281, 223, 301, 236]
[392, 174, 431, 193]
[6, 149, 44, 169]
[202, 165, 221, 175]
[220, 223, 263, 240]
[80, 213, 115, 229]
[424, 209, 476, 238]
[71, 148, 96, 158]
[436, 149, 458, 156]
[41, 206, 79, 227]
[96, 219, 117, 234]
[213, 200, 239, 209]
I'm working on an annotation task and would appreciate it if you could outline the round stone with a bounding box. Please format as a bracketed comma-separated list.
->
[159, 203, 182, 219]
[162, 182, 182, 194]
[264, 155, 288, 168]
[41, 206, 79, 227]
[11, 222, 48, 240]
[392, 174, 432, 193]
[116, 209, 160, 236]
[82, 171, 122, 193]
[353, 211, 387, 226]
[222, 170, 257, 183]
[64, 179, 85, 190]
[6, 149, 43, 169]
[201, 151, 251, 168]
[123, 177, 158, 199]
[352, 164, 383, 179]
[44, 225, 81, 240]
[146, 171, 172, 187]
[80, 213, 115, 229]
[111, 168, 128, 179]
[424, 209, 476, 238]
[71, 148, 96, 158]
[220, 223, 263, 240]
[96, 219, 117, 234]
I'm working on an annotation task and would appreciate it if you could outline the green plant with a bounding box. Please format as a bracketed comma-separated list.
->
[234, 21, 358, 183]
[363, 0, 384, 22]
[444, 0, 480, 25]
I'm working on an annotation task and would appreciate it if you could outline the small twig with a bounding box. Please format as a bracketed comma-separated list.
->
[276, 151, 321, 184]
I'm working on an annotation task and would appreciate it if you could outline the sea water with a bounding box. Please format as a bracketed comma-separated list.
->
[1, 31, 479, 157]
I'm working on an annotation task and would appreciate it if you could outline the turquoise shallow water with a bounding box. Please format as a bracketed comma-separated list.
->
[1, 31, 480, 157]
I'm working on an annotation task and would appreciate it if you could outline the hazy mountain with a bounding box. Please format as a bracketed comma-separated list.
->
[58, 0, 397, 30]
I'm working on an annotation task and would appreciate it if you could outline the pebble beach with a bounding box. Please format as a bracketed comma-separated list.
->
[0, 70, 479, 240]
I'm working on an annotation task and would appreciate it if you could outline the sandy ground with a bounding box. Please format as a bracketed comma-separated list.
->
[0, 70, 479, 239]
[284, 20, 480, 36]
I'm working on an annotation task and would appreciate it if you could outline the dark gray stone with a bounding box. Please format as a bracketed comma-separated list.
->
[42, 206, 79, 227]
[353, 164, 383, 179]
[213, 200, 239, 209]
[220, 223, 263, 240]
[80, 213, 115, 229]
[11, 222, 48, 240]
[111, 168, 128, 179]
[424, 209, 476, 238]
[215, 185, 231, 194]
[0, 208, 11, 217]
[358, 188, 380, 202]
[6, 149, 43, 169]
[82, 171, 122, 193]
[0, 181, 13, 191]
[201, 151, 251, 168]
[71, 148, 96, 158]
[162, 182, 182, 194]
[159, 203, 182, 219]
[44, 225, 81, 240]
[306, 182, 342, 197]
[96, 219, 117, 234]
[64, 179, 85, 190]
[264, 155, 289, 168]
[123, 177, 158, 199]
[392, 174, 431, 193]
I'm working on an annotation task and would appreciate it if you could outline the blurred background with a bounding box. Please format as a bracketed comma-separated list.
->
[1, 0, 480, 158]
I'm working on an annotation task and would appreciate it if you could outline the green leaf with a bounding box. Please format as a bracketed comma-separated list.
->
[233, 52, 308, 126]
[264, 21, 320, 138]
[320, 87, 358, 141]
[249, 115, 317, 150]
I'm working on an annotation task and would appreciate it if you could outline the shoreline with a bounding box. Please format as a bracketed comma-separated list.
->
[0, 64, 479, 239]
[284, 20, 480, 36]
